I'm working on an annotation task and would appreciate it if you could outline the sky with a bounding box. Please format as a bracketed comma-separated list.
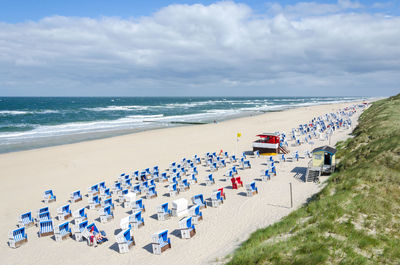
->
[0, 0, 399, 96]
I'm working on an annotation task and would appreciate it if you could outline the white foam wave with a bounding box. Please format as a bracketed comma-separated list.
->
[0, 110, 30, 115]
[84, 105, 150, 111]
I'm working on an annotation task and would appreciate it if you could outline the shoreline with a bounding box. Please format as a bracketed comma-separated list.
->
[0, 98, 370, 155]
[0, 100, 367, 265]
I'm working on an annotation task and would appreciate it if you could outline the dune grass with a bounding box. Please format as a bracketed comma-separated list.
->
[227, 94, 400, 265]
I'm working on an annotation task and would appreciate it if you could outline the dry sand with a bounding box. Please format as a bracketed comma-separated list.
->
[0, 101, 365, 265]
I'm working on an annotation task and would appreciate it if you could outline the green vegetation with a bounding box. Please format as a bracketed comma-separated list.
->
[227, 94, 400, 265]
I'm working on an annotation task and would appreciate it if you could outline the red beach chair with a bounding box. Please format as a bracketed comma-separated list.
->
[231, 178, 238, 190]
[217, 188, 226, 200]
[236, 177, 243, 188]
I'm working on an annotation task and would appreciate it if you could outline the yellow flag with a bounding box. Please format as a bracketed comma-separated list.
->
[237, 133, 242, 138]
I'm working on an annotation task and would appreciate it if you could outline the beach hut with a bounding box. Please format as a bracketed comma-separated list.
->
[306, 145, 337, 182]
[311, 145, 336, 173]
[252, 133, 288, 154]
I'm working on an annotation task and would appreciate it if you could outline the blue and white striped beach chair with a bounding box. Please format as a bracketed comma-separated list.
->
[141, 180, 149, 192]
[100, 188, 111, 201]
[245, 182, 258, 197]
[146, 185, 157, 199]
[57, 204, 72, 221]
[18, 212, 34, 228]
[224, 170, 233, 181]
[102, 197, 114, 209]
[179, 216, 196, 239]
[89, 195, 101, 210]
[133, 198, 145, 212]
[190, 173, 197, 184]
[36, 210, 51, 225]
[191, 194, 207, 209]
[210, 190, 223, 207]
[72, 207, 87, 223]
[210, 162, 218, 172]
[232, 166, 238, 175]
[271, 166, 277, 175]
[72, 220, 88, 241]
[114, 187, 126, 202]
[205, 174, 215, 186]
[149, 179, 155, 187]
[116, 228, 135, 254]
[261, 170, 271, 181]
[43, 190, 56, 203]
[112, 182, 122, 195]
[169, 175, 178, 184]
[132, 184, 141, 195]
[179, 179, 190, 191]
[8, 227, 27, 248]
[242, 159, 251, 169]
[132, 210, 145, 230]
[70, 190, 82, 203]
[133, 170, 139, 180]
[54, 221, 72, 242]
[100, 205, 114, 223]
[168, 183, 179, 197]
[188, 204, 203, 224]
[151, 229, 171, 255]
[39, 220, 54, 237]
[88, 184, 99, 196]
[123, 178, 132, 189]
[99, 181, 106, 192]
[157, 202, 172, 221]
[160, 172, 168, 182]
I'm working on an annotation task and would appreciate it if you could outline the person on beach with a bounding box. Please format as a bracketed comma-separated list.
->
[89, 227, 106, 245]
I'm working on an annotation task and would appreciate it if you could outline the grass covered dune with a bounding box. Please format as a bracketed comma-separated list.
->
[227, 94, 400, 265]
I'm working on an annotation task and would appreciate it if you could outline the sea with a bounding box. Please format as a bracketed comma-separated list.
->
[0, 97, 366, 153]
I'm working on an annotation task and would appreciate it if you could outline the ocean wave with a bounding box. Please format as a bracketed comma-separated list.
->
[0, 110, 60, 115]
[83, 105, 150, 111]
[0, 110, 31, 115]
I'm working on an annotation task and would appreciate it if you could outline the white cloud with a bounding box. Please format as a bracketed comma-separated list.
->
[0, 1, 399, 96]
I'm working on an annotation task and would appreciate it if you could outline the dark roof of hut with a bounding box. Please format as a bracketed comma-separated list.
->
[312, 145, 337, 154]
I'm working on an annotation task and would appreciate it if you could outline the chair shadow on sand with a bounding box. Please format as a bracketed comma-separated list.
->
[291, 167, 307, 182]
[109, 242, 119, 253]
[142, 243, 153, 254]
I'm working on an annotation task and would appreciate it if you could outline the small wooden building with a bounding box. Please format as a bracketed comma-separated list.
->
[306, 145, 337, 182]
[252, 133, 281, 154]
[311, 145, 337, 173]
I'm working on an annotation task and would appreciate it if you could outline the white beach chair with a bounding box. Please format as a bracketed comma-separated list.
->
[8, 227, 28, 248]
[188, 204, 203, 224]
[57, 204, 72, 221]
[72, 207, 87, 224]
[100, 206, 114, 223]
[210, 190, 223, 208]
[171, 198, 188, 217]
[151, 230, 171, 255]
[72, 220, 88, 242]
[245, 182, 258, 197]
[157, 203, 172, 221]
[179, 216, 196, 239]
[54, 221, 72, 242]
[115, 228, 135, 254]
[18, 212, 34, 228]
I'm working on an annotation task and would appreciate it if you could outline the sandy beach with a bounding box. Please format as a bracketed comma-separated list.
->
[0, 101, 365, 265]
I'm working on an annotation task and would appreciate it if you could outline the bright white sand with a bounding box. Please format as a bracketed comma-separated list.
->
[0, 102, 364, 265]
